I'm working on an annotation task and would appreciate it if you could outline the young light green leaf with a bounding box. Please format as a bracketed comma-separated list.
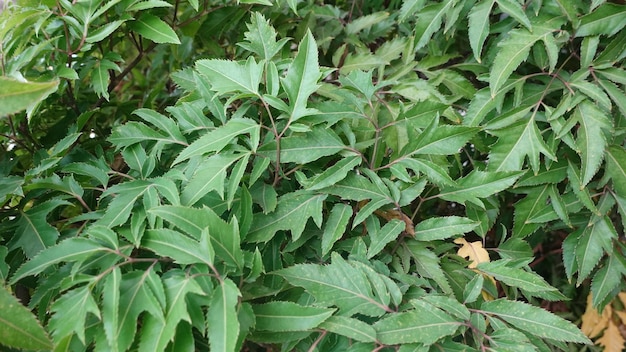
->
[415, 216, 478, 241]
[598, 78, 626, 118]
[207, 278, 240, 352]
[481, 299, 592, 343]
[49, 286, 100, 343]
[281, 30, 322, 121]
[247, 192, 327, 243]
[275, 253, 391, 317]
[174, 118, 259, 164]
[196, 57, 262, 96]
[10, 238, 105, 284]
[574, 101, 612, 187]
[0, 286, 52, 350]
[321, 203, 352, 256]
[575, 3, 626, 37]
[252, 301, 335, 332]
[373, 300, 459, 345]
[0, 77, 58, 116]
[129, 14, 180, 44]
[318, 316, 377, 343]
[238, 12, 290, 61]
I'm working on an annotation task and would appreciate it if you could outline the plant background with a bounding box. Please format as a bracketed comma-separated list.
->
[1, 0, 626, 351]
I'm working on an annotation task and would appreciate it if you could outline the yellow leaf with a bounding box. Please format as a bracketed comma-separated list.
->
[615, 310, 626, 326]
[454, 237, 490, 268]
[596, 321, 625, 352]
[618, 292, 626, 308]
[581, 294, 611, 338]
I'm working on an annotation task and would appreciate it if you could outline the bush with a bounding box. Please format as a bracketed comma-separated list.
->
[1, 0, 626, 351]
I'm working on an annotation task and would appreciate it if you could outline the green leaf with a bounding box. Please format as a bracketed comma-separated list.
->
[368, 219, 405, 259]
[86, 19, 125, 43]
[400, 116, 479, 156]
[133, 108, 186, 145]
[102, 267, 121, 352]
[275, 253, 391, 317]
[421, 295, 470, 321]
[126, 0, 173, 11]
[129, 13, 180, 44]
[321, 203, 352, 256]
[397, 158, 456, 186]
[373, 299, 460, 345]
[495, 0, 531, 30]
[439, 170, 524, 207]
[253, 301, 334, 332]
[97, 180, 152, 227]
[0, 286, 52, 350]
[0, 77, 58, 116]
[468, 0, 495, 63]
[174, 118, 259, 164]
[413, 1, 455, 51]
[281, 30, 322, 121]
[248, 192, 326, 242]
[139, 273, 205, 352]
[238, 12, 289, 60]
[574, 101, 612, 187]
[414, 216, 478, 241]
[196, 57, 262, 96]
[318, 316, 377, 343]
[49, 286, 100, 343]
[115, 270, 165, 352]
[302, 155, 361, 191]
[488, 119, 557, 173]
[481, 299, 591, 343]
[109, 121, 184, 149]
[207, 278, 240, 352]
[10, 238, 105, 284]
[566, 161, 599, 214]
[513, 185, 550, 238]
[575, 3, 626, 37]
[598, 78, 626, 118]
[463, 88, 498, 126]
[399, 0, 426, 22]
[477, 260, 562, 296]
[9, 199, 70, 258]
[405, 241, 452, 294]
[591, 254, 626, 309]
[258, 127, 345, 164]
[575, 216, 616, 285]
[181, 153, 243, 205]
[143, 229, 214, 266]
[606, 145, 626, 197]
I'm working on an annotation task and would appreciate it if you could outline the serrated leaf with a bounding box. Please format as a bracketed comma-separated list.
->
[143, 229, 213, 266]
[102, 267, 121, 352]
[97, 180, 152, 227]
[373, 299, 459, 345]
[9, 199, 70, 258]
[463, 88, 498, 126]
[248, 192, 326, 242]
[576, 3, 626, 37]
[238, 12, 289, 61]
[319, 316, 377, 342]
[127, 0, 172, 11]
[196, 57, 262, 96]
[477, 260, 561, 295]
[591, 254, 625, 310]
[415, 216, 478, 241]
[115, 270, 165, 352]
[597, 321, 626, 352]
[405, 241, 452, 294]
[576, 216, 616, 285]
[281, 30, 321, 121]
[397, 158, 456, 186]
[133, 108, 186, 145]
[368, 219, 405, 259]
[181, 153, 243, 205]
[11, 238, 105, 284]
[49, 286, 100, 343]
[257, 126, 345, 164]
[439, 170, 523, 207]
[481, 299, 591, 343]
[400, 116, 479, 156]
[495, 0, 531, 30]
[606, 145, 626, 197]
[253, 301, 334, 332]
[109, 121, 183, 149]
[575, 101, 611, 187]
[0, 77, 58, 116]
[207, 278, 240, 352]
[599, 79, 626, 118]
[303, 155, 361, 191]
[488, 119, 557, 173]
[275, 253, 391, 317]
[413, 1, 455, 51]
[321, 203, 352, 256]
[469, 1, 496, 59]
[0, 286, 52, 350]
[399, 0, 426, 22]
[86, 19, 125, 43]
[513, 185, 550, 238]
[129, 14, 180, 44]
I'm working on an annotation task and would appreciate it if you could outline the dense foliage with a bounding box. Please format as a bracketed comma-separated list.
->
[2, 0, 626, 350]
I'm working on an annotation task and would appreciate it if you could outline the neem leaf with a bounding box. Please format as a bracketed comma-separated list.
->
[196, 57, 263, 96]
[477, 260, 561, 295]
[319, 316, 377, 343]
[49, 286, 100, 343]
[0, 286, 52, 350]
[576, 3, 626, 37]
[252, 301, 335, 332]
[575, 101, 612, 187]
[481, 299, 591, 344]
[143, 229, 213, 266]
[238, 12, 289, 60]
[415, 216, 478, 241]
[207, 278, 240, 352]
[258, 127, 345, 164]
[0, 77, 58, 116]
[321, 203, 352, 256]
[275, 253, 391, 317]
[129, 14, 180, 44]
[468, 0, 495, 62]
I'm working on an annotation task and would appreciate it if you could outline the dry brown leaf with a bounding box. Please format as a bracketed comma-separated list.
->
[597, 321, 626, 352]
[615, 310, 626, 327]
[619, 292, 626, 308]
[581, 294, 612, 338]
[454, 237, 490, 268]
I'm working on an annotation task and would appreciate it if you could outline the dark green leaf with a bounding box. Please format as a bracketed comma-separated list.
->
[207, 278, 240, 352]
[253, 301, 334, 332]
[0, 286, 52, 350]
[129, 14, 180, 44]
